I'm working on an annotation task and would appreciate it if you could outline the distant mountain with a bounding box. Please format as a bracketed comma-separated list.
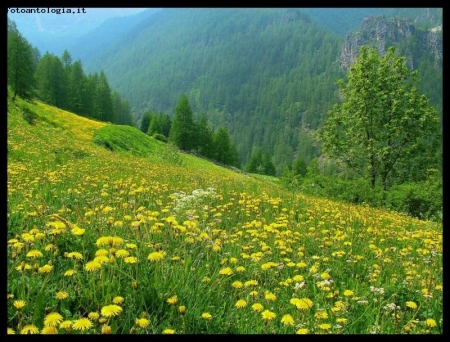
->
[8, 8, 153, 55]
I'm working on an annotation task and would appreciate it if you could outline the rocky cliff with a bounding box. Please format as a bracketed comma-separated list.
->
[339, 15, 442, 70]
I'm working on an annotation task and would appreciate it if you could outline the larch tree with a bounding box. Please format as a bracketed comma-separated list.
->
[170, 94, 196, 151]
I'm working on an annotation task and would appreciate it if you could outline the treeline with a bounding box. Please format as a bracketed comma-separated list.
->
[7, 18, 134, 126]
[141, 94, 240, 168]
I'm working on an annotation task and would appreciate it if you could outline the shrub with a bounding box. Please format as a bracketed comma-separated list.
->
[152, 133, 168, 143]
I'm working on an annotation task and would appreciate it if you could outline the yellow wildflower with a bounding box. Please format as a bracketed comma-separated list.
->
[44, 312, 63, 327]
[281, 314, 295, 326]
[13, 300, 26, 310]
[261, 310, 276, 321]
[135, 318, 150, 328]
[72, 318, 93, 331]
[101, 304, 123, 317]
[235, 299, 247, 308]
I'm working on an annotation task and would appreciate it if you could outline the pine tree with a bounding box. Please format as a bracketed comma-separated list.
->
[169, 94, 196, 151]
[213, 126, 233, 165]
[196, 114, 214, 158]
[8, 19, 36, 101]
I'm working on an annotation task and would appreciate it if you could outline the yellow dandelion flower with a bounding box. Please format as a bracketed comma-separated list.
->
[219, 267, 233, 275]
[318, 323, 332, 330]
[235, 299, 247, 308]
[244, 280, 258, 287]
[85, 261, 102, 272]
[336, 318, 348, 324]
[67, 252, 83, 260]
[44, 312, 63, 327]
[231, 281, 243, 289]
[265, 292, 277, 302]
[236, 266, 246, 272]
[126, 243, 137, 249]
[250, 290, 259, 297]
[406, 301, 418, 310]
[35, 233, 45, 240]
[72, 318, 93, 331]
[281, 314, 295, 326]
[21, 324, 39, 334]
[115, 249, 130, 258]
[296, 328, 309, 334]
[56, 291, 69, 300]
[88, 312, 100, 320]
[261, 310, 276, 321]
[7, 328, 15, 334]
[135, 318, 150, 328]
[124, 256, 138, 264]
[41, 326, 58, 334]
[320, 272, 331, 280]
[147, 251, 164, 262]
[101, 304, 123, 317]
[26, 250, 43, 258]
[94, 255, 109, 264]
[99, 317, 107, 324]
[435, 284, 443, 291]
[425, 318, 437, 327]
[179, 306, 186, 315]
[343, 290, 354, 297]
[95, 249, 109, 257]
[71, 226, 85, 236]
[292, 275, 304, 282]
[167, 295, 178, 305]
[64, 269, 76, 277]
[315, 310, 328, 319]
[201, 312, 212, 320]
[13, 300, 26, 310]
[101, 324, 112, 334]
[113, 296, 124, 305]
[38, 264, 53, 273]
[290, 298, 313, 310]
[252, 303, 264, 312]
[59, 320, 72, 330]
[162, 328, 175, 334]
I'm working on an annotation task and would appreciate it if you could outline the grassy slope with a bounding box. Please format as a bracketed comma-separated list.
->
[7, 95, 442, 334]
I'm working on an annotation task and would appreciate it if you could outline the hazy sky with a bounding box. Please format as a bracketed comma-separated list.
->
[8, 7, 150, 36]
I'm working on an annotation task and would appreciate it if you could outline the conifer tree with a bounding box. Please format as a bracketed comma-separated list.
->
[169, 94, 196, 151]
[7, 19, 36, 101]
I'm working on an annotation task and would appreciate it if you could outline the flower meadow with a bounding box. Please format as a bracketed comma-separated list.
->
[7, 97, 443, 334]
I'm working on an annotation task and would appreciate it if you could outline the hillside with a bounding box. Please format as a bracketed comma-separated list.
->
[7, 94, 443, 334]
[78, 8, 441, 171]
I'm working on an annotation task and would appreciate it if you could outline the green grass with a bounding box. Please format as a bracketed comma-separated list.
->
[7, 94, 442, 335]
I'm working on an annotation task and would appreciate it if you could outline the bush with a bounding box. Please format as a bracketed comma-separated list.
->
[152, 133, 168, 143]
[386, 180, 442, 221]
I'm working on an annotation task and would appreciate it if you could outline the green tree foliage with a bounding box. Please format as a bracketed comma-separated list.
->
[94, 71, 115, 122]
[35, 52, 68, 108]
[245, 148, 275, 175]
[246, 148, 263, 174]
[318, 46, 440, 190]
[196, 114, 214, 158]
[212, 126, 237, 166]
[68, 60, 87, 115]
[147, 114, 163, 136]
[8, 19, 36, 101]
[169, 94, 196, 151]
[140, 111, 152, 133]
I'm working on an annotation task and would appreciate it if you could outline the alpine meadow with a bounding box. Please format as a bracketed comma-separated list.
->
[7, 8, 442, 335]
